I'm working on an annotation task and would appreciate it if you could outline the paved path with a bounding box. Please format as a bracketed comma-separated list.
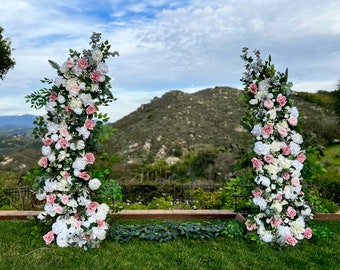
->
[0, 210, 339, 220]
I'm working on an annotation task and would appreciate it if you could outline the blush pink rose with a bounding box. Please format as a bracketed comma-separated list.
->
[87, 201, 99, 212]
[85, 153, 95, 164]
[59, 128, 68, 137]
[264, 99, 274, 109]
[74, 220, 82, 228]
[65, 105, 71, 113]
[43, 138, 53, 146]
[281, 145, 291, 155]
[59, 138, 68, 149]
[77, 58, 89, 69]
[55, 206, 63, 214]
[46, 194, 56, 205]
[38, 157, 48, 168]
[72, 85, 81, 92]
[97, 220, 106, 228]
[90, 71, 104, 82]
[64, 60, 74, 68]
[251, 157, 263, 170]
[282, 172, 290, 180]
[252, 189, 263, 198]
[291, 177, 300, 186]
[276, 94, 287, 106]
[86, 105, 97, 115]
[278, 126, 288, 137]
[288, 116, 298, 126]
[286, 206, 297, 219]
[248, 83, 257, 94]
[245, 219, 257, 231]
[49, 93, 58, 101]
[84, 119, 96, 130]
[264, 154, 274, 163]
[63, 172, 71, 179]
[270, 218, 282, 228]
[286, 234, 298, 246]
[43, 231, 55, 245]
[276, 193, 283, 202]
[297, 153, 306, 163]
[61, 194, 69, 205]
[303, 227, 312, 239]
[262, 124, 274, 135]
[79, 171, 90, 180]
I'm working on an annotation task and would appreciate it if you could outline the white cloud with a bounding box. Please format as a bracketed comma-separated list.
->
[0, 0, 339, 122]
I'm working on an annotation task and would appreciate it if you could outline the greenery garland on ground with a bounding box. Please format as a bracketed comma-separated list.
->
[240, 48, 313, 246]
[25, 33, 118, 249]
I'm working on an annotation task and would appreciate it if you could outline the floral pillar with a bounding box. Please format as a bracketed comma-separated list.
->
[240, 48, 313, 246]
[26, 33, 118, 249]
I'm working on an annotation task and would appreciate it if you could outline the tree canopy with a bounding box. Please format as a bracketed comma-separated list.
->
[0, 26, 16, 80]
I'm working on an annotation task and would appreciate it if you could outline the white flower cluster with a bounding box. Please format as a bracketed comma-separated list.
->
[33, 33, 117, 249]
[242, 49, 313, 246]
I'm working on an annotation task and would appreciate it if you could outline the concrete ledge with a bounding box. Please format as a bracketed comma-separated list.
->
[0, 210, 339, 221]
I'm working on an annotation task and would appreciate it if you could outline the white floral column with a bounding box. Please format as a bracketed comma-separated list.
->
[26, 33, 118, 249]
[240, 48, 313, 246]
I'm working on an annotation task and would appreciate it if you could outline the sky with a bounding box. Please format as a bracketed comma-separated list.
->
[0, 0, 339, 122]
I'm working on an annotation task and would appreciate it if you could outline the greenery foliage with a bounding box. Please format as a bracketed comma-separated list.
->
[0, 26, 15, 80]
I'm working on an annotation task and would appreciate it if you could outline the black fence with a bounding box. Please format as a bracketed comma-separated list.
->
[1, 187, 35, 210]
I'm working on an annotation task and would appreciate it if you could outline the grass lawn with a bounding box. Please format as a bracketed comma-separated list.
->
[0, 220, 339, 270]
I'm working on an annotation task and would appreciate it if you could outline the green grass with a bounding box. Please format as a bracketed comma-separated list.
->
[0, 220, 339, 270]
[321, 144, 340, 170]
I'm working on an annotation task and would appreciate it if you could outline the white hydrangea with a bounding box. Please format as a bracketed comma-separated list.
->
[89, 178, 101, 190]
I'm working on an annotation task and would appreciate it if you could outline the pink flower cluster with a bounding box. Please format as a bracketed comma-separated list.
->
[242, 49, 313, 246]
[31, 34, 117, 249]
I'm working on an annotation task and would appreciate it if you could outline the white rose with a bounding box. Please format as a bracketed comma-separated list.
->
[291, 131, 303, 144]
[251, 124, 262, 137]
[253, 197, 267, 210]
[271, 201, 283, 214]
[41, 146, 51, 156]
[56, 232, 69, 247]
[254, 141, 270, 155]
[92, 49, 103, 62]
[36, 190, 46, 201]
[89, 178, 101, 190]
[66, 78, 79, 91]
[270, 141, 282, 152]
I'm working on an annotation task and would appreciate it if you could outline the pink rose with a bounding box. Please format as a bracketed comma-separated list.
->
[278, 126, 288, 137]
[291, 177, 300, 186]
[303, 227, 312, 239]
[262, 124, 274, 135]
[85, 153, 95, 164]
[248, 83, 257, 94]
[282, 172, 290, 180]
[286, 234, 298, 246]
[63, 172, 71, 179]
[61, 194, 69, 205]
[264, 154, 274, 163]
[46, 194, 56, 205]
[74, 220, 82, 228]
[59, 128, 68, 137]
[79, 171, 90, 180]
[252, 189, 263, 198]
[56, 206, 63, 214]
[281, 145, 291, 155]
[97, 220, 106, 228]
[288, 116, 298, 126]
[65, 105, 71, 112]
[276, 94, 287, 106]
[86, 105, 97, 115]
[59, 138, 68, 149]
[251, 157, 263, 170]
[286, 206, 297, 219]
[245, 219, 257, 231]
[38, 157, 48, 168]
[90, 71, 104, 82]
[72, 85, 81, 92]
[64, 60, 74, 68]
[87, 201, 99, 212]
[84, 119, 96, 130]
[43, 138, 53, 146]
[276, 193, 283, 202]
[49, 93, 58, 101]
[270, 218, 282, 228]
[77, 58, 89, 69]
[43, 231, 55, 245]
[264, 99, 274, 109]
[297, 153, 306, 163]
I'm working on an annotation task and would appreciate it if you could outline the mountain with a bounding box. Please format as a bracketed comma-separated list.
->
[0, 114, 36, 128]
[1, 86, 339, 186]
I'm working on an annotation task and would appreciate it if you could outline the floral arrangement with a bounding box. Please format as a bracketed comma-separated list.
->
[240, 48, 313, 246]
[26, 33, 119, 249]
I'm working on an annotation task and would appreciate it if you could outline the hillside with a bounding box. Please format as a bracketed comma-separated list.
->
[1, 86, 340, 186]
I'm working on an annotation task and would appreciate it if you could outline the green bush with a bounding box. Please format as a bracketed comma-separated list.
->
[318, 170, 340, 204]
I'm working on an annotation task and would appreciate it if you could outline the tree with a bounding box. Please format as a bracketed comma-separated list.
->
[0, 26, 16, 80]
[334, 81, 340, 123]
